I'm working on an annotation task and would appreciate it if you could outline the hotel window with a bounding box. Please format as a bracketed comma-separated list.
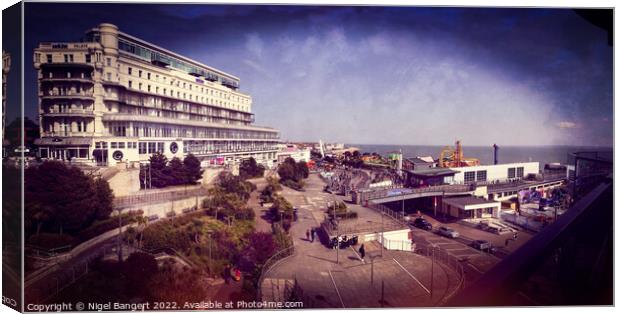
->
[476, 170, 487, 182]
[155, 86, 159, 94]
[139, 83, 142, 90]
[508, 167, 516, 179]
[147, 73, 151, 80]
[155, 74, 159, 81]
[163, 88, 166, 95]
[464, 171, 475, 183]
[138, 70, 142, 78]
[128, 67, 132, 75]
[46, 54, 52, 63]
[111, 142, 118, 149]
[157, 142, 164, 153]
[517, 167, 524, 178]
[118, 142, 125, 149]
[139, 142, 147, 154]
[106, 57, 111, 66]
[147, 85, 151, 92]
[148, 142, 156, 153]
[128, 81, 132, 88]
[85, 54, 91, 63]
[183, 82, 186, 89]
[106, 72, 111, 81]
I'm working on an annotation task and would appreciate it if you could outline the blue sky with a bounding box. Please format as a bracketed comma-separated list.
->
[21, 4, 613, 146]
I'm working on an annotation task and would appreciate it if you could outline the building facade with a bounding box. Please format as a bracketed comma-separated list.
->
[276, 144, 311, 163]
[33, 23, 279, 167]
[450, 162, 539, 185]
[441, 196, 501, 219]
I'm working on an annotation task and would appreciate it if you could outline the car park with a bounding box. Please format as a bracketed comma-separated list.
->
[437, 226, 459, 238]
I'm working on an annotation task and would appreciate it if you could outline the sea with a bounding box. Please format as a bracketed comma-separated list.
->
[352, 144, 613, 168]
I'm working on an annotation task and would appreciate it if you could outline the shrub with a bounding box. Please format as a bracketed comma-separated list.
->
[281, 179, 304, 191]
[28, 233, 74, 250]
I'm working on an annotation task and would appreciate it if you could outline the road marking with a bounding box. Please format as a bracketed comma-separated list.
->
[328, 270, 346, 308]
[392, 258, 430, 294]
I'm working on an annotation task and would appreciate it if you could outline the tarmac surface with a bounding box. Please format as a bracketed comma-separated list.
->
[260, 174, 462, 308]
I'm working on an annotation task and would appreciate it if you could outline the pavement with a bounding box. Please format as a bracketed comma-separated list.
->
[260, 174, 462, 308]
[247, 177, 274, 233]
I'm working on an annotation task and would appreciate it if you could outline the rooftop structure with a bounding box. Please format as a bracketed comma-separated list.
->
[33, 23, 279, 167]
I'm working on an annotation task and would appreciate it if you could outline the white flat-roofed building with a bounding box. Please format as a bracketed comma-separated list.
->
[33, 23, 279, 167]
[276, 144, 311, 163]
[441, 196, 501, 219]
[450, 162, 540, 185]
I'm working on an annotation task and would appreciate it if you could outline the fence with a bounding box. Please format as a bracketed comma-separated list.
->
[416, 245, 466, 305]
[367, 202, 409, 225]
[26, 244, 116, 305]
[256, 245, 296, 302]
[114, 186, 207, 208]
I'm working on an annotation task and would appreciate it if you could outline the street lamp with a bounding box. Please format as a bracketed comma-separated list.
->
[116, 208, 123, 263]
[429, 244, 438, 298]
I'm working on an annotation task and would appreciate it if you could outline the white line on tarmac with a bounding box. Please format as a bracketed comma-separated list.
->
[328, 270, 346, 308]
[392, 258, 431, 294]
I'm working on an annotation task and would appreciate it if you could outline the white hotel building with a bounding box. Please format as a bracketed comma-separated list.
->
[33, 23, 279, 167]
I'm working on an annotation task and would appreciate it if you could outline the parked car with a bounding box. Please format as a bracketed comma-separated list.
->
[412, 218, 433, 231]
[437, 226, 460, 238]
[471, 240, 496, 253]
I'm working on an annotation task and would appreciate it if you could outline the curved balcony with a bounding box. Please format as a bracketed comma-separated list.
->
[102, 113, 278, 133]
[40, 93, 94, 101]
[39, 62, 94, 70]
[40, 77, 94, 84]
[44, 108, 95, 117]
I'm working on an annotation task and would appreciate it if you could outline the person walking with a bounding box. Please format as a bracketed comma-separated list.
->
[359, 243, 366, 261]
[310, 228, 316, 243]
[306, 229, 310, 241]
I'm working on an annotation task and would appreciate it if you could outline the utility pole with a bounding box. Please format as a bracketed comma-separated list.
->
[430, 245, 436, 298]
[381, 209, 384, 257]
[117, 209, 123, 263]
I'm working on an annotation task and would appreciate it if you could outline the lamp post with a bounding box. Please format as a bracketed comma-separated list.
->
[380, 209, 384, 257]
[116, 208, 123, 263]
[430, 244, 437, 298]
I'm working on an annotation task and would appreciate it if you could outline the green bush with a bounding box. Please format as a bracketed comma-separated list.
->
[28, 233, 74, 250]
[73, 211, 142, 245]
[281, 179, 304, 191]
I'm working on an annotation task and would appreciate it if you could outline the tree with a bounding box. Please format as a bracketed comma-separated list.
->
[25, 161, 101, 235]
[296, 161, 309, 179]
[239, 157, 265, 179]
[244, 232, 278, 267]
[277, 162, 297, 182]
[92, 178, 114, 221]
[147, 152, 173, 188]
[183, 154, 203, 184]
[216, 172, 255, 201]
[123, 252, 158, 296]
[168, 157, 186, 186]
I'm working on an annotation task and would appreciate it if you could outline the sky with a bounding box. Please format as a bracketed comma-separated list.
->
[19, 3, 613, 146]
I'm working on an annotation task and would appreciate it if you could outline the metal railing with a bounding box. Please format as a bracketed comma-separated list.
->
[256, 245, 295, 301]
[114, 186, 207, 208]
[416, 245, 466, 305]
[26, 244, 116, 305]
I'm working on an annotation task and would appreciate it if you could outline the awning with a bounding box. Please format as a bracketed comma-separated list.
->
[34, 137, 93, 146]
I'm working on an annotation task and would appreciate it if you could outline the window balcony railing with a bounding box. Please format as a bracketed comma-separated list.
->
[45, 108, 95, 116]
